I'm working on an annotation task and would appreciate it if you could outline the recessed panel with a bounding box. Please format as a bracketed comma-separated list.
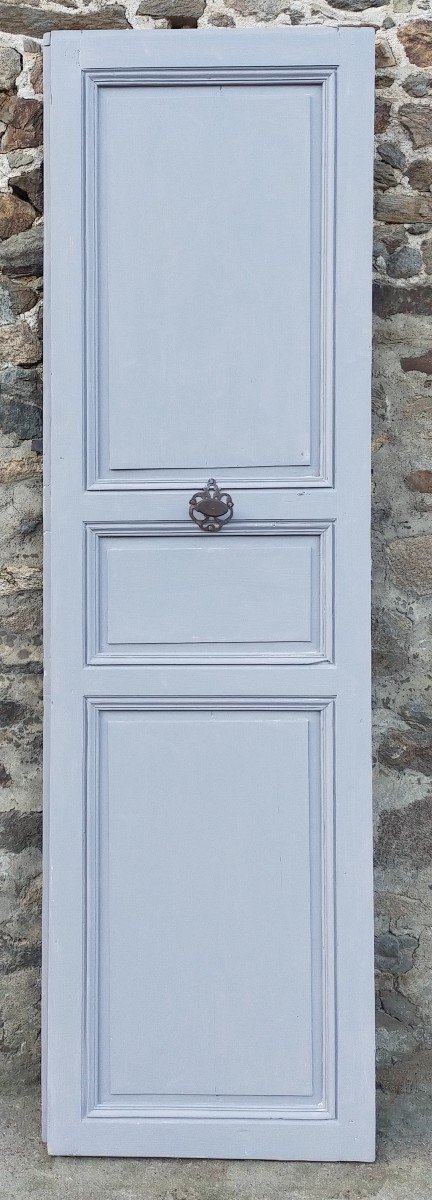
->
[86, 701, 333, 1114]
[85, 73, 333, 488]
[86, 522, 333, 665]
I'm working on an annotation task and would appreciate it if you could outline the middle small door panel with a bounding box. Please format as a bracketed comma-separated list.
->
[86, 521, 333, 666]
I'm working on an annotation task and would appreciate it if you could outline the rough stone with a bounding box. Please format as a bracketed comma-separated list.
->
[0, 848, 41, 973]
[405, 469, 432, 491]
[401, 700, 432, 732]
[0, 193, 35, 240]
[29, 54, 42, 96]
[401, 348, 432, 373]
[377, 1048, 432, 1093]
[0, 320, 40, 366]
[422, 237, 432, 273]
[373, 283, 432, 317]
[373, 239, 387, 268]
[0, 281, 37, 324]
[0, 97, 42, 152]
[378, 140, 407, 170]
[375, 98, 391, 135]
[403, 71, 432, 97]
[376, 794, 432, 868]
[398, 19, 432, 67]
[386, 534, 432, 593]
[0, 559, 41, 597]
[137, 0, 204, 14]
[0, 699, 27, 725]
[0, 453, 40, 483]
[0, 390, 41, 436]
[386, 245, 422, 277]
[375, 160, 399, 190]
[6, 149, 35, 170]
[11, 165, 43, 214]
[376, 71, 397, 91]
[0, 364, 42, 441]
[407, 159, 432, 192]
[399, 104, 432, 149]
[372, 608, 411, 676]
[375, 930, 419, 975]
[386, 0, 412, 8]
[0, 223, 42, 276]
[376, 39, 397, 69]
[0, 968, 40, 1081]
[212, 0, 286, 14]
[327, 0, 387, 8]
[379, 988, 421, 1027]
[0, 810, 41, 853]
[0, 45, 20, 92]
[375, 226, 408, 255]
[0, 3, 130, 35]
[378, 725, 432, 773]
[207, 10, 235, 22]
[0, 363, 41, 404]
[375, 190, 432, 223]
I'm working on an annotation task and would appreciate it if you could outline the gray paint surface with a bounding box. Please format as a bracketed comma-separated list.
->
[44, 28, 375, 1160]
[99, 84, 315, 471]
[86, 521, 333, 664]
[104, 710, 315, 1098]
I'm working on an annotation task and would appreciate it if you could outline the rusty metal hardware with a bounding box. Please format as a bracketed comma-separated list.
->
[189, 478, 234, 533]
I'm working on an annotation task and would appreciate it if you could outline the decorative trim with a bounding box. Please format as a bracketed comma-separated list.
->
[84, 519, 334, 666]
[85, 65, 337, 87]
[82, 66, 336, 491]
[83, 697, 336, 1121]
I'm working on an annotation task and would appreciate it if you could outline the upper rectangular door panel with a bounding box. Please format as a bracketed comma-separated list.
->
[85, 63, 334, 489]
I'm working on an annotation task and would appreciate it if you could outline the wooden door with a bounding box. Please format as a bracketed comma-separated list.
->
[43, 28, 375, 1159]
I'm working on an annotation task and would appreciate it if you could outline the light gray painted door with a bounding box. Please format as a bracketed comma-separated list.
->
[43, 28, 375, 1160]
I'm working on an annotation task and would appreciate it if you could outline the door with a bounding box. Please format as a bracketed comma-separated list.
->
[43, 28, 375, 1160]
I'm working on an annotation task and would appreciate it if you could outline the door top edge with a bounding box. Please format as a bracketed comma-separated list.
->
[45, 26, 375, 45]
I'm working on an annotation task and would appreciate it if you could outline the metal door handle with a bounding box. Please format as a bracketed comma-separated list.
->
[189, 478, 234, 533]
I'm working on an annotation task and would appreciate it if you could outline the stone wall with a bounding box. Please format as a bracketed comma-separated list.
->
[0, 0, 431, 1094]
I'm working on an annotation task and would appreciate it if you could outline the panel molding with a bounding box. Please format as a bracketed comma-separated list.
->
[83, 696, 336, 1122]
[85, 519, 334, 666]
[82, 66, 336, 491]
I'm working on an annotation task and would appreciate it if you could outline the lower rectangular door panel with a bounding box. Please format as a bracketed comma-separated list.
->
[86, 701, 333, 1114]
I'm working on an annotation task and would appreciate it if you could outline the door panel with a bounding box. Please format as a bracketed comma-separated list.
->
[85, 64, 333, 490]
[86, 521, 333, 664]
[89, 703, 329, 1108]
[97, 85, 317, 477]
[44, 29, 375, 1160]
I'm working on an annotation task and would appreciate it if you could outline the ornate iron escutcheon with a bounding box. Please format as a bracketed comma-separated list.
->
[189, 478, 234, 533]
